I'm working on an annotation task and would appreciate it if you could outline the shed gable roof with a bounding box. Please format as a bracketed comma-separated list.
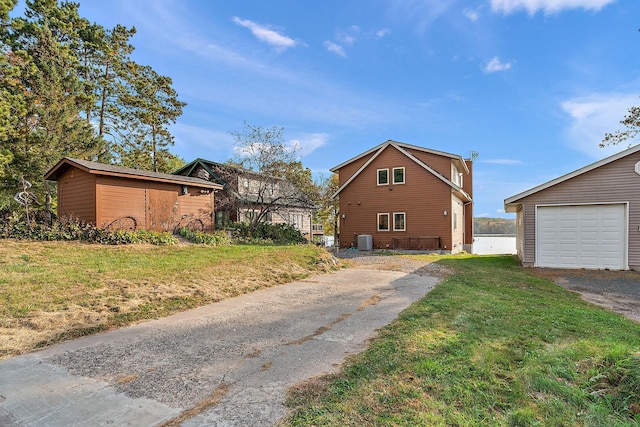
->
[45, 157, 222, 189]
[330, 140, 472, 201]
[504, 144, 640, 212]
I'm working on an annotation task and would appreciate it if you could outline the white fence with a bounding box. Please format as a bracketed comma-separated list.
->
[473, 235, 516, 255]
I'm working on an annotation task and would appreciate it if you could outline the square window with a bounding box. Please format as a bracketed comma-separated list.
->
[378, 213, 390, 231]
[393, 212, 406, 231]
[393, 167, 405, 184]
[377, 169, 389, 185]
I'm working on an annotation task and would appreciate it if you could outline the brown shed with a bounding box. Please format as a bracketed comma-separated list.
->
[45, 158, 223, 232]
[504, 144, 640, 270]
[331, 140, 473, 253]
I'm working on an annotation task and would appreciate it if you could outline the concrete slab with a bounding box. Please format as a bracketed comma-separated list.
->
[0, 268, 441, 426]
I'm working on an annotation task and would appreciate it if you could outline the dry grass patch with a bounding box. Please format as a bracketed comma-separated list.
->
[0, 240, 339, 359]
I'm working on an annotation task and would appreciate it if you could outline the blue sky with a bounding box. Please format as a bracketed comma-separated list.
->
[58, 1, 640, 217]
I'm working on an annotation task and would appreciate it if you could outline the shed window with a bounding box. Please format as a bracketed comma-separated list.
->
[392, 167, 405, 184]
[377, 213, 390, 231]
[377, 169, 389, 185]
[393, 212, 406, 231]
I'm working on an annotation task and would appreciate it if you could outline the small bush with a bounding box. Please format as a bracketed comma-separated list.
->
[231, 222, 307, 245]
[178, 227, 232, 246]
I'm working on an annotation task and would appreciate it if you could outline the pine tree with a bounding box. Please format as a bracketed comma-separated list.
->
[118, 62, 186, 172]
[1, 0, 96, 206]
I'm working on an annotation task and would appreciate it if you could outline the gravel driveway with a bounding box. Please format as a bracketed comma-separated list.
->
[0, 260, 442, 427]
[530, 268, 640, 323]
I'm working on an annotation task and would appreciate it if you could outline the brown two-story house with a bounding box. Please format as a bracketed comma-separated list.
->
[331, 140, 473, 253]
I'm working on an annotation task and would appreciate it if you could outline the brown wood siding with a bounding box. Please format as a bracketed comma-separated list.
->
[146, 182, 179, 232]
[95, 177, 147, 230]
[337, 151, 376, 187]
[404, 147, 454, 178]
[515, 153, 640, 268]
[337, 146, 453, 250]
[178, 189, 214, 231]
[57, 167, 96, 222]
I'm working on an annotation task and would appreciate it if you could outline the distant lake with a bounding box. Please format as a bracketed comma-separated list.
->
[473, 235, 516, 255]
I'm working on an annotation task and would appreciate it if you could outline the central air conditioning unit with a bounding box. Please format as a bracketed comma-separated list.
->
[357, 234, 373, 251]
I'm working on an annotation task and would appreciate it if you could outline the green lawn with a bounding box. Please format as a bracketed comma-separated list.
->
[283, 255, 640, 426]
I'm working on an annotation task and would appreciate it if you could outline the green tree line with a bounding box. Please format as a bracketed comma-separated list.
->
[474, 217, 516, 235]
[0, 0, 185, 209]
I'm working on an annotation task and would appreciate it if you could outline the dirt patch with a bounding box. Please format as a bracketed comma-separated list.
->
[334, 250, 453, 276]
[529, 268, 640, 323]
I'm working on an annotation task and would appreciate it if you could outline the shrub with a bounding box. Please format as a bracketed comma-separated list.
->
[230, 222, 307, 245]
[0, 213, 177, 245]
[178, 227, 232, 246]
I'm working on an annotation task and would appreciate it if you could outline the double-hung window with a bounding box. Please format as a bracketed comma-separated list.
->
[377, 169, 389, 185]
[377, 213, 390, 231]
[393, 212, 406, 231]
[392, 167, 405, 184]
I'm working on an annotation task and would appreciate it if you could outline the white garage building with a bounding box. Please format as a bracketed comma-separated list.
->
[504, 145, 640, 271]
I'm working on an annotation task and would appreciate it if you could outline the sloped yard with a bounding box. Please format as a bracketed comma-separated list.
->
[0, 240, 338, 359]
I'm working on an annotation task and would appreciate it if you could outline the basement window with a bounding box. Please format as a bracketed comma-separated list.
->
[378, 213, 390, 231]
[393, 212, 406, 231]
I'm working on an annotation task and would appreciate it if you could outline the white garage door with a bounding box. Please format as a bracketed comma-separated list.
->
[536, 204, 626, 270]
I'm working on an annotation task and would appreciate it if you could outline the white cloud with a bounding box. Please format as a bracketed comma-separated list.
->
[490, 0, 615, 15]
[482, 56, 512, 73]
[561, 92, 639, 158]
[386, 0, 456, 33]
[289, 133, 330, 157]
[324, 41, 347, 58]
[463, 8, 480, 21]
[172, 123, 236, 159]
[232, 17, 299, 52]
[481, 159, 523, 165]
[376, 28, 391, 39]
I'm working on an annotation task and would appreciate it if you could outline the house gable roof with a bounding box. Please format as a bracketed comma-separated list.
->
[504, 144, 640, 212]
[45, 157, 222, 189]
[330, 140, 472, 201]
[172, 158, 229, 186]
[174, 158, 315, 209]
[173, 158, 284, 185]
[330, 140, 470, 174]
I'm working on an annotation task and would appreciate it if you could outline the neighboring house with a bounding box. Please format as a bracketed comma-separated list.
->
[173, 158, 316, 237]
[504, 144, 640, 271]
[45, 157, 222, 232]
[331, 140, 473, 253]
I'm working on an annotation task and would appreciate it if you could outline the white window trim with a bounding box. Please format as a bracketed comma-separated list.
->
[392, 167, 405, 185]
[377, 168, 389, 186]
[393, 212, 406, 231]
[377, 213, 390, 231]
